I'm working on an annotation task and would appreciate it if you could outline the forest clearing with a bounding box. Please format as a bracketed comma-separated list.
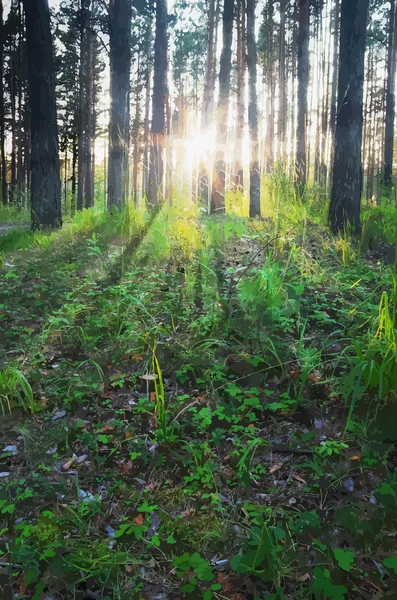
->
[1, 0, 397, 598]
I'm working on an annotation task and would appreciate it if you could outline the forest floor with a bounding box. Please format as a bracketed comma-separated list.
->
[0, 200, 397, 600]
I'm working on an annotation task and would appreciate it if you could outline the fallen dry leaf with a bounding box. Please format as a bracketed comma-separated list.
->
[62, 459, 74, 471]
[269, 462, 284, 474]
[292, 473, 307, 484]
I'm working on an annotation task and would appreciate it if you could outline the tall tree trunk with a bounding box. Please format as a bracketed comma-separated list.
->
[133, 52, 141, 203]
[329, 0, 369, 234]
[108, 0, 132, 210]
[71, 133, 77, 216]
[10, 57, 16, 201]
[296, 0, 309, 189]
[202, 0, 216, 130]
[0, 0, 6, 203]
[148, 0, 168, 206]
[84, 20, 95, 208]
[246, 0, 260, 217]
[212, 0, 235, 213]
[278, 0, 287, 161]
[233, 0, 245, 190]
[77, 0, 95, 210]
[142, 25, 152, 199]
[330, 0, 340, 178]
[263, 0, 275, 173]
[383, 0, 397, 188]
[22, 0, 61, 229]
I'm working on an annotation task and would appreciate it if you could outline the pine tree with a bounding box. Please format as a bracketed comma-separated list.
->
[384, 0, 397, 188]
[329, 0, 369, 234]
[148, 0, 168, 206]
[212, 0, 234, 213]
[246, 0, 260, 217]
[108, 0, 132, 209]
[22, 0, 61, 229]
[296, 0, 309, 189]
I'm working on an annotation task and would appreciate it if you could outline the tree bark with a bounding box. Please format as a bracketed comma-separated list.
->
[383, 0, 397, 188]
[278, 0, 287, 161]
[233, 0, 245, 191]
[22, 0, 61, 229]
[202, 0, 216, 131]
[148, 0, 168, 206]
[212, 0, 235, 213]
[0, 0, 6, 203]
[296, 0, 309, 189]
[329, 0, 340, 178]
[329, 0, 369, 234]
[108, 0, 132, 210]
[246, 0, 260, 217]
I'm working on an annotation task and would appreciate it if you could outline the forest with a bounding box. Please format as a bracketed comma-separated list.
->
[1, 0, 397, 598]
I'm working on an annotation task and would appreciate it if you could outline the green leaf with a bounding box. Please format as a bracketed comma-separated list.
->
[167, 534, 177, 544]
[376, 482, 395, 496]
[333, 548, 355, 572]
[384, 555, 397, 574]
[203, 591, 213, 600]
[24, 569, 38, 585]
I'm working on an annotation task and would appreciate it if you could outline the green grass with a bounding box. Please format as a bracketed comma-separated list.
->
[0, 190, 397, 599]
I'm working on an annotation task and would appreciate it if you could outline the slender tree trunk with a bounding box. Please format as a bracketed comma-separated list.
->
[296, 0, 309, 189]
[10, 57, 16, 201]
[329, 0, 369, 234]
[142, 19, 152, 199]
[212, 0, 235, 213]
[264, 0, 275, 173]
[233, 0, 245, 190]
[330, 0, 340, 178]
[278, 0, 287, 161]
[84, 19, 95, 208]
[108, 0, 132, 210]
[383, 0, 397, 188]
[133, 52, 141, 203]
[202, 0, 216, 130]
[246, 0, 260, 217]
[0, 0, 6, 203]
[71, 133, 77, 217]
[77, 0, 88, 210]
[148, 0, 168, 206]
[22, 0, 61, 229]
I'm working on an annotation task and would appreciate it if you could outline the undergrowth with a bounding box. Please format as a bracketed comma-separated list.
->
[0, 191, 397, 599]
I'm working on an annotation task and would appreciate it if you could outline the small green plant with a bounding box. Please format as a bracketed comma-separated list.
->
[0, 367, 35, 414]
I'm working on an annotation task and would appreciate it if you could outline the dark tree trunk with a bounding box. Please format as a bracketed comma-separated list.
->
[212, 0, 234, 213]
[108, 0, 131, 210]
[142, 23, 152, 199]
[148, 0, 168, 206]
[383, 0, 397, 188]
[329, 0, 369, 234]
[78, 0, 95, 210]
[10, 56, 16, 201]
[71, 133, 77, 217]
[296, 0, 309, 189]
[233, 0, 245, 191]
[0, 0, 6, 203]
[330, 0, 340, 179]
[246, 0, 260, 217]
[22, 0, 61, 229]
[278, 0, 287, 160]
[263, 0, 275, 173]
[202, 0, 216, 131]
[84, 22, 95, 208]
[133, 52, 141, 203]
